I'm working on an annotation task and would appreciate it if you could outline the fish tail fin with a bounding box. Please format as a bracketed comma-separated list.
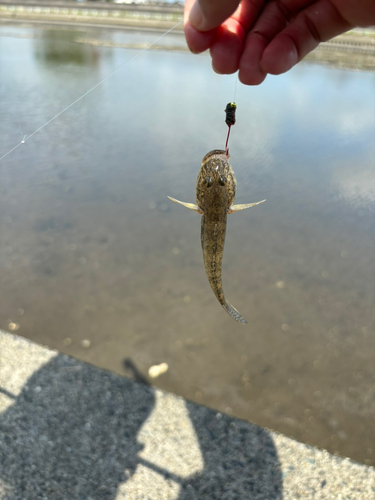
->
[224, 301, 247, 325]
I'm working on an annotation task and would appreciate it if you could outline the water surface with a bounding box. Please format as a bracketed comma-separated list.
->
[1, 25, 375, 466]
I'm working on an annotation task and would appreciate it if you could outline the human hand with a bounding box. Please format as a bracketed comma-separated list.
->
[184, 0, 375, 84]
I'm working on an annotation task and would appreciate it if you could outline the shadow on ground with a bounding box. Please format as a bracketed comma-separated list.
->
[0, 354, 283, 499]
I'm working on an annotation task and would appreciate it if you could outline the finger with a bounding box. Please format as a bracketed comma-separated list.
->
[238, 33, 268, 84]
[261, 0, 352, 74]
[184, 0, 219, 53]
[239, 0, 295, 85]
[184, 21, 220, 54]
[231, 0, 267, 32]
[210, 19, 246, 74]
[209, 0, 267, 73]
[188, 0, 242, 32]
[184, 0, 266, 60]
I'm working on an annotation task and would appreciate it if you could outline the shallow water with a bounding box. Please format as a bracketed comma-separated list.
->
[1, 25, 375, 466]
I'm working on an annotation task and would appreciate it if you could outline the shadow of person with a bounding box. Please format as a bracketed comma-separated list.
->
[176, 402, 283, 499]
[0, 354, 155, 499]
[0, 352, 283, 499]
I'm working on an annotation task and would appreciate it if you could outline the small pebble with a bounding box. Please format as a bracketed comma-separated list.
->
[276, 281, 285, 289]
[8, 322, 19, 331]
[63, 337, 72, 346]
[148, 362, 169, 378]
[81, 339, 91, 348]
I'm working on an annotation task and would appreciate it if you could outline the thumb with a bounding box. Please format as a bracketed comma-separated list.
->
[188, 0, 241, 31]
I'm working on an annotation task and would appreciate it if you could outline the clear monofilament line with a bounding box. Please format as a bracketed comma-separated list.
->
[233, 74, 238, 102]
[0, 21, 183, 163]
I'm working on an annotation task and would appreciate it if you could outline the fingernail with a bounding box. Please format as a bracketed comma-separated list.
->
[189, 1, 204, 30]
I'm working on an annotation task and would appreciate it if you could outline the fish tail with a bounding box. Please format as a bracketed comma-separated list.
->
[223, 301, 247, 325]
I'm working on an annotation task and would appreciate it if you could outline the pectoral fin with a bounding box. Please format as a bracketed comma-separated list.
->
[228, 200, 266, 214]
[167, 196, 203, 214]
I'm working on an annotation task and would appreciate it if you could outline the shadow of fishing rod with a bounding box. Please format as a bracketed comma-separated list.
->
[0, 387, 16, 399]
[123, 358, 187, 484]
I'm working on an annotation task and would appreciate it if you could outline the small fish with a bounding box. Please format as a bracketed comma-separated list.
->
[168, 150, 265, 324]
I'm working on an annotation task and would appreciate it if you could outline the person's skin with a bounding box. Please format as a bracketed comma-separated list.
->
[184, 0, 375, 85]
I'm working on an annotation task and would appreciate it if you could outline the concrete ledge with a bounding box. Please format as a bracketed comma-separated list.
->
[1, 330, 374, 499]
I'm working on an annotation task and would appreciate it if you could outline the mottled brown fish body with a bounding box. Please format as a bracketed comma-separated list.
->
[200, 199, 227, 309]
[197, 150, 247, 324]
[168, 149, 265, 324]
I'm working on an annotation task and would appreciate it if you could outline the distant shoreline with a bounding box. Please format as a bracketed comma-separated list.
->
[0, 1, 184, 32]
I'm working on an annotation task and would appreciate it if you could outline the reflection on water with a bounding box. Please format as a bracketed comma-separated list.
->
[0, 25, 375, 467]
[34, 29, 100, 66]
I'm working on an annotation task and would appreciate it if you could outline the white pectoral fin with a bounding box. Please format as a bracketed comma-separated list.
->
[228, 199, 266, 214]
[167, 196, 203, 214]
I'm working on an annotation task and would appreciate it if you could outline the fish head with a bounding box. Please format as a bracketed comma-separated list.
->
[196, 150, 237, 209]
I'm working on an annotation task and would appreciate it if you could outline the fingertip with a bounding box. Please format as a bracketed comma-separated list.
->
[188, 0, 242, 32]
[238, 33, 268, 86]
[184, 21, 218, 54]
[184, 22, 203, 53]
[261, 35, 298, 75]
[238, 68, 267, 86]
[188, 0, 218, 31]
[212, 61, 224, 75]
[209, 23, 244, 74]
[188, 0, 204, 30]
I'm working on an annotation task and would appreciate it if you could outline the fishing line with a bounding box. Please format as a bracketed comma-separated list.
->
[233, 74, 238, 102]
[0, 20, 183, 163]
[224, 74, 238, 154]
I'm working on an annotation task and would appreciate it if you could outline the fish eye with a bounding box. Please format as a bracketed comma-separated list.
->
[204, 177, 213, 188]
[219, 176, 227, 186]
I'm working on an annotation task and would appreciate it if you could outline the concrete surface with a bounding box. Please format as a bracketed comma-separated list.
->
[0, 330, 374, 499]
